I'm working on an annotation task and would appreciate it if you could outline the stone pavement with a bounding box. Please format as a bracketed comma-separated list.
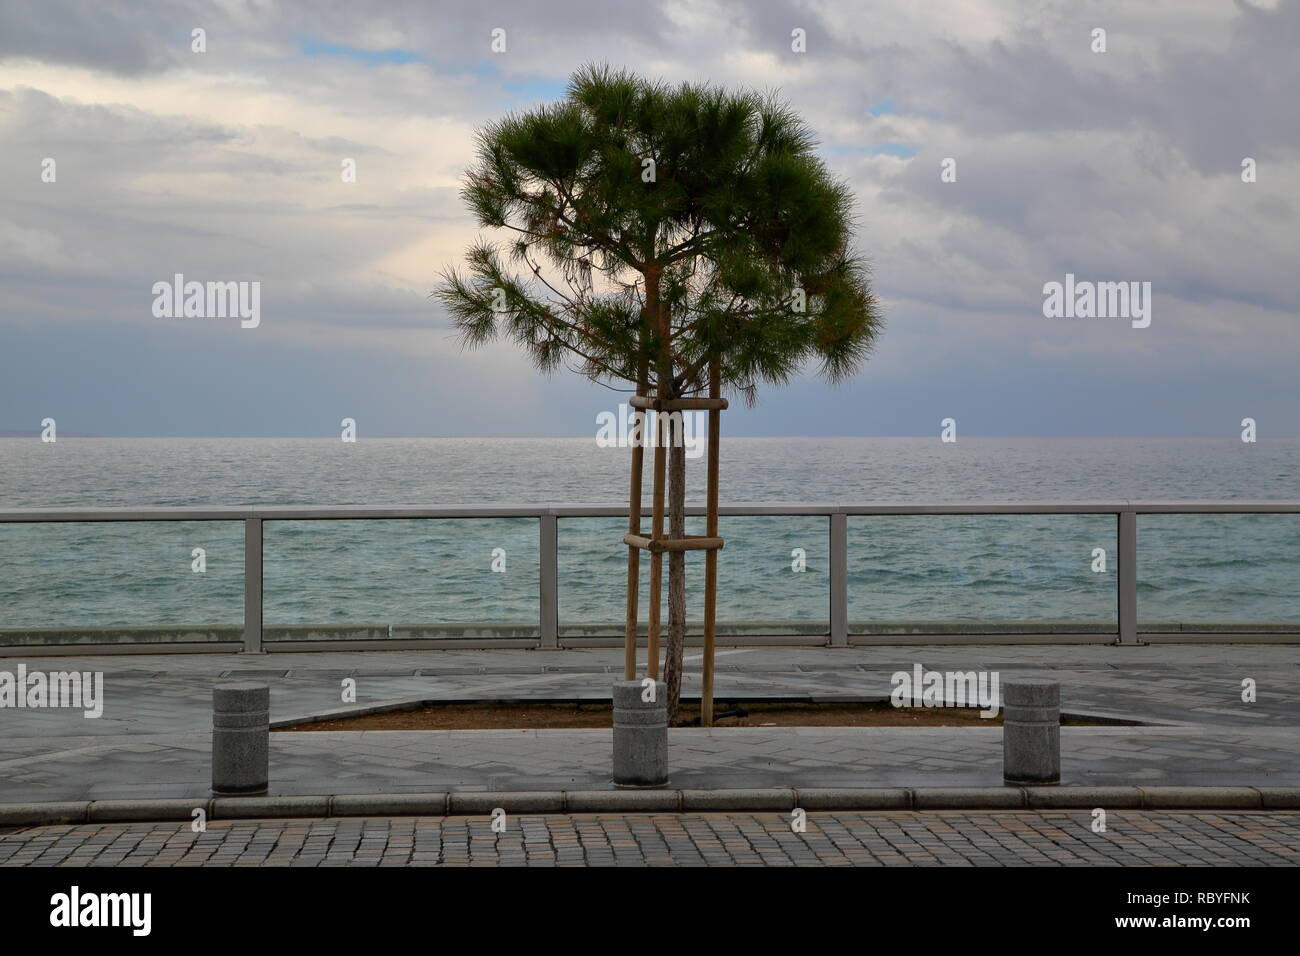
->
[2, 810, 1297, 866]
[4, 726, 1300, 803]
[4, 644, 1298, 737]
[1, 644, 1296, 804]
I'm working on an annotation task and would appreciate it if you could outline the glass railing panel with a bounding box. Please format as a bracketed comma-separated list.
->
[0, 521, 244, 646]
[557, 515, 829, 637]
[262, 518, 539, 640]
[1137, 513, 1300, 632]
[847, 514, 1117, 634]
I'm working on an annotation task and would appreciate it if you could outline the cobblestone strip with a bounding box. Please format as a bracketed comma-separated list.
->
[1, 811, 1297, 867]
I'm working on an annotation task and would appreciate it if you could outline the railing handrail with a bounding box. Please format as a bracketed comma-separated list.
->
[1, 500, 1298, 521]
[3, 500, 1297, 653]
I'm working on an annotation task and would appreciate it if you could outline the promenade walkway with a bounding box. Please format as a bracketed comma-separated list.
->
[1, 644, 1296, 803]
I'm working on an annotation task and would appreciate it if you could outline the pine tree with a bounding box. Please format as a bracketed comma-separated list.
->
[437, 64, 882, 723]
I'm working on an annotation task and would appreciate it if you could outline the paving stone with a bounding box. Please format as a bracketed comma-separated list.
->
[8, 810, 1294, 867]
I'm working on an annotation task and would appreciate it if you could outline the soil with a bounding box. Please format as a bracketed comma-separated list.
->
[276, 700, 1133, 731]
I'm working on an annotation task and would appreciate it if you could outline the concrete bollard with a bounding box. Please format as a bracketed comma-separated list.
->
[612, 680, 668, 788]
[212, 683, 270, 795]
[1002, 679, 1060, 785]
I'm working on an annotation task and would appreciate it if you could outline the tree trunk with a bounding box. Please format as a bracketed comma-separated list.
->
[663, 428, 687, 725]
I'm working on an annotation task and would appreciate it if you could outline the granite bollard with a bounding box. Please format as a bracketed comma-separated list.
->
[612, 680, 668, 788]
[1002, 679, 1060, 785]
[212, 683, 270, 795]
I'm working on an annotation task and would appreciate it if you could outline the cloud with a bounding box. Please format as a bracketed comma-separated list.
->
[0, 0, 1296, 436]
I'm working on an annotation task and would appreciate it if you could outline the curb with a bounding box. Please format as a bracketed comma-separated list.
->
[3, 786, 1300, 826]
[270, 698, 1146, 730]
[268, 694, 901, 730]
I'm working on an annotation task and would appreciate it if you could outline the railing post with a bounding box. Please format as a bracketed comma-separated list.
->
[242, 517, 263, 654]
[830, 512, 848, 646]
[1118, 510, 1138, 644]
[539, 512, 559, 648]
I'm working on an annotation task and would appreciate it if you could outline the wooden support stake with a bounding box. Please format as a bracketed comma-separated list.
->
[648, 414, 666, 681]
[623, 374, 648, 682]
[702, 361, 721, 728]
[628, 395, 729, 412]
[623, 534, 723, 553]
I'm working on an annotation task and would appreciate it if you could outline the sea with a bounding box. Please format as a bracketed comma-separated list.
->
[0, 437, 1297, 634]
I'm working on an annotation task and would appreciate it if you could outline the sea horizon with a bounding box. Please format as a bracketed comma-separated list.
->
[5, 433, 1299, 440]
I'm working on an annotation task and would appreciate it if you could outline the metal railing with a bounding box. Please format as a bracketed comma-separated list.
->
[1, 501, 1297, 653]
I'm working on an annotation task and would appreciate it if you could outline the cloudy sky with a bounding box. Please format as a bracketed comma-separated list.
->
[1, 0, 1297, 437]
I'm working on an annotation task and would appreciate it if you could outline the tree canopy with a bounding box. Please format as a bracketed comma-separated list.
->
[437, 63, 881, 403]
